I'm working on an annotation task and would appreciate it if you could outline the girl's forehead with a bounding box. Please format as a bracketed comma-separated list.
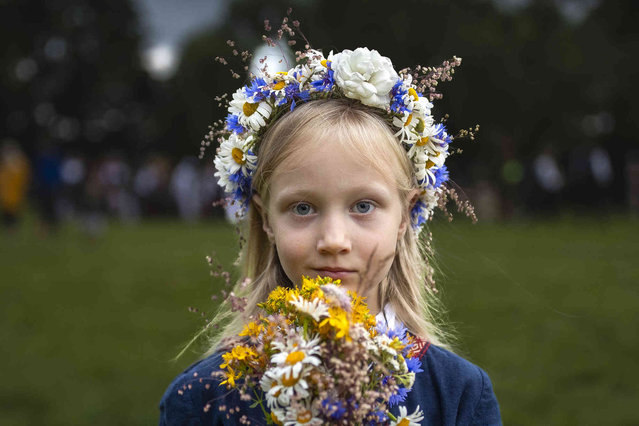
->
[269, 141, 399, 202]
[275, 134, 397, 177]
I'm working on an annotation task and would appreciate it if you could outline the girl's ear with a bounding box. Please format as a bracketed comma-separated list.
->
[399, 189, 420, 239]
[252, 194, 275, 242]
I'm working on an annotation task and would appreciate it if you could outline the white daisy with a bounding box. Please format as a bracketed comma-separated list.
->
[269, 71, 291, 102]
[269, 408, 286, 426]
[406, 122, 446, 159]
[289, 64, 314, 90]
[288, 296, 329, 322]
[394, 76, 419, 112]
[413, 136, 448, 186]
[213, 133, 257, 194]
[261, 369, 291, 409]
[271, 336, 321, 378]
[415, 187, 440, 219]
[228, 87, 273, 131]
[284, 401, 324, 426]
[390, 405, 424, 426]
[266, 366, 311, 406]
[392, 111, 419, 143]
[412, 95, 433, 116]
[304, 49, 327, 71]
[370, 334, 402, 371]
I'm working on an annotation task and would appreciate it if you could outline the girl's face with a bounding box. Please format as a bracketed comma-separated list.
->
[256, 137, 411, 314]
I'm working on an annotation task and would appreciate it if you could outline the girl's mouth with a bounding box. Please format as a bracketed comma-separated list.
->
[313, 268, 355, 280]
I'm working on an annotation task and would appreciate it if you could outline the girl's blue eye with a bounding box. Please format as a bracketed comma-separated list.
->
[353, 201, 374, 214]
[292, 203, 313, 216]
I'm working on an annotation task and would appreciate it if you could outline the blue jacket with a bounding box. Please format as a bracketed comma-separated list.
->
[159, 343, 501, 425]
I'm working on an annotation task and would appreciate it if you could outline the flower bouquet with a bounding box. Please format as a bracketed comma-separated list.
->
[219, 276, 425, 425]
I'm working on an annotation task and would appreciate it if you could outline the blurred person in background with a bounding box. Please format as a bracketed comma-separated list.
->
[530, 146, 565, 215]
[134, 154, 174, 217]
[0, 140, 31, 230]
[589, 146, 613, 210]
[98, 152, 140, 223]
[80, 160, 107, 239]
[33, 142, 62, 234]
[58, 153, 86, 222]
[170, 156, 202, 222]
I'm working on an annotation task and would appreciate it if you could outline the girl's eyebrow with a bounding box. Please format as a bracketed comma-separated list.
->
[273, 182, 394, 202]
[270, 187, 315, 202]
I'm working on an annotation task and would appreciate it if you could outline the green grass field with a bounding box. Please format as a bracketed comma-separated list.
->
[1, 216, 638, 425]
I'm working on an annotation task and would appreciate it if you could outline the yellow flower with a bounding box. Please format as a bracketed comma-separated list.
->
[301, 276, 320, 292]
[285, 287, 300, 303]
[220, 345, 257, 369]
[239, 321, 264, 338]
[348, 291, 377, 331]
[261, 286, 294, 313]
[390, 337, 407, 352]
[220, 351, 233, 369]
[220, 365, 242, 388]
[319, 307, 350, 340]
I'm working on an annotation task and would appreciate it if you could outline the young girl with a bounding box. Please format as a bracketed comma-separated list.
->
[160, 46, 501, 425]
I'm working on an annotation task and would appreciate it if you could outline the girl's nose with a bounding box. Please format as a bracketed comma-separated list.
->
[316, 213, 351, 255]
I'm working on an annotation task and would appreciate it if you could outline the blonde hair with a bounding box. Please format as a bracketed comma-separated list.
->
[203, 99, 450, 356]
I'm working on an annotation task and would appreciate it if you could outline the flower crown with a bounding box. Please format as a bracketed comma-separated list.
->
[210, 40, 468, 233]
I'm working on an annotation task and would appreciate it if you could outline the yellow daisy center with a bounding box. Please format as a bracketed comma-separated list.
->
[273, 81, 286, 90]
[321, 59, 331, 68]
[404, 114, 413, 127]
[281, 372, 300, 387]
[297, 409, 312, 423]
[231, 147, 246, 165]
[426, 160, 435, 169]
[417, 136, 429, 146]
[286, 350, 306, 365]
[242, 102, 259, 116]
[270, 412, 283, 426]
[270, 382, 282, 397]
[398, 419, 410, 426]
[408, 87, 419, 101]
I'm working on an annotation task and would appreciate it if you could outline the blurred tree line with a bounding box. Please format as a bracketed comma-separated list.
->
[2, 0, 638, 213]
[171, 0, 638, 212]
[1, 0, 159, 160]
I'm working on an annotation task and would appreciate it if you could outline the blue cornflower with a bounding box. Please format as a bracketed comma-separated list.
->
[227, 159, 254, 206]
[390, 79, 410, 114]
[311, 63, 335, 93]
[244, 77, 269, 101]
[278, 83, 311, 110]
[367, 410, 388, 425]
[411, 199, 428, 230]
[376, 321, 410, 346]
[389, 386, 410, 407]
[432, 123, 452, 144]
[405, 357, 424, 374]
[225, 113, 245, 134]
[433, 165, 450, 188]
[321, 398, 347, 420]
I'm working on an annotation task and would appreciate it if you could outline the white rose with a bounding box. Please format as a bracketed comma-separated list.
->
[331, 47, 398, 109]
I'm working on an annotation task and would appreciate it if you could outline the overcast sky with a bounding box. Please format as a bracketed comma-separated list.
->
[133, 0, 229, 78]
